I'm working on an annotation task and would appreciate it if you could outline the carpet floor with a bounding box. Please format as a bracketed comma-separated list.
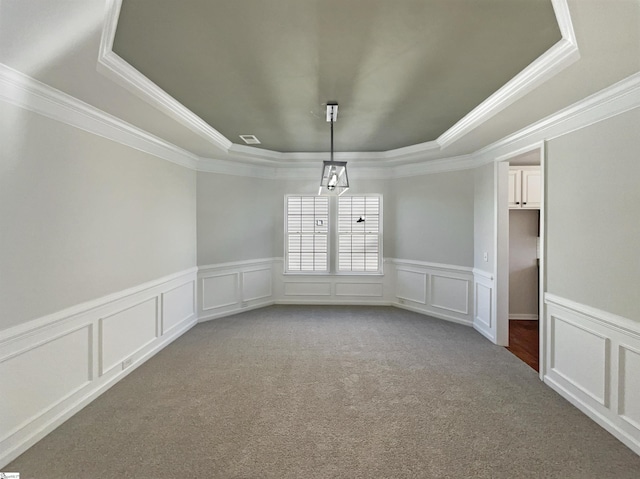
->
[7, 305, 640, 478]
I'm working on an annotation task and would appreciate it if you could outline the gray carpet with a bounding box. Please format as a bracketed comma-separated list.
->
[8, 306, 640, 478]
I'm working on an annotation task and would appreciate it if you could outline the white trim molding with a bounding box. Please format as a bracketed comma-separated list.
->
[544, 294, 640, 456]
[0, 63, 199, 171]
[198, 258, 278, 322]
[96, 0, 580, 168]
[0, 268, 198, 468]
[389, 259, 474, 326]
[3, 59, 640, 180]
[437, 0, 579, 148]
[196, 258, 474, 327]
[475, 71, 640, 166]
[98, 0, 232, 151]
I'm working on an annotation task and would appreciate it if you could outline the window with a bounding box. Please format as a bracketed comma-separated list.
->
[285, 196, 329, 272]
[338, 196, 381, 272]
[285, 195, 382, 274]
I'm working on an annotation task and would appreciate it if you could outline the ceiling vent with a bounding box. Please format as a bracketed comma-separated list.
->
[239, 134, 261, 145]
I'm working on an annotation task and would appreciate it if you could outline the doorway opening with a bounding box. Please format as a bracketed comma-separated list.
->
[497, 145, 544, 374]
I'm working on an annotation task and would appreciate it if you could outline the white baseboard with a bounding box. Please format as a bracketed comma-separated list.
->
[393, 301, 473, 327]
[0, 268, 198, 468]
[543, 294, 640, 456]
[198, 299, 276, 323]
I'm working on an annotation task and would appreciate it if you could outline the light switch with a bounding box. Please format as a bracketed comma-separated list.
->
[483, 252, 488, 262]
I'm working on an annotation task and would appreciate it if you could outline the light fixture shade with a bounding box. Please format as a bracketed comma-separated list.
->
[318, 160, 349, 196]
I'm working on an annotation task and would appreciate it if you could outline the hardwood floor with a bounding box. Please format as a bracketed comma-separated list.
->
[506, 320, 539, 372]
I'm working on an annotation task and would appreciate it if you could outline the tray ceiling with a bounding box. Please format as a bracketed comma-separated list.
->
[112, 0, 561, 153]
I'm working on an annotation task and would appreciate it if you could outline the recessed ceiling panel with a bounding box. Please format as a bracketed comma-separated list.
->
[113, 0, 561, 153]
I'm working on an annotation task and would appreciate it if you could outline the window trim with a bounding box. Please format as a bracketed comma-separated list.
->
[283, 194, 383, 276]
[336, 194, 383, 275]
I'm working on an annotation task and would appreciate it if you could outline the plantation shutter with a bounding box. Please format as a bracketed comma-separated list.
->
[286, 196, 329, 272]
[338, 196, 381, 272]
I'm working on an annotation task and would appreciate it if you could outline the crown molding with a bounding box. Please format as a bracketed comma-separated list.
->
[438, 0, 579, 149]
[97, 0, 232, 152]
[97, 0, 579, 165]
[4, 48, 640, 181]
[0, 62, 199, 170]
[3, 58, 639, 180]
[474, 70, 640, 165]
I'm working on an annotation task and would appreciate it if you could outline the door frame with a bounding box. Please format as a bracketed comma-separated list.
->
[494, 141, 546, 379]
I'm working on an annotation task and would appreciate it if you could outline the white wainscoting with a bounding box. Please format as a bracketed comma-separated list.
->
[389, 259, 474, 326]
[0, 268, 197, 468]
[472, 269, 495, 342]
[544, 294, 640, 456]
[198, 259, 277, 322]
[198, 259, 477, 320]
[200, 259, 474, 324]
[276, 259, 391, 306]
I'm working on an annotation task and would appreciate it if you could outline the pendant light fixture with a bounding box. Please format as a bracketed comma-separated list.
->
[318, 102, 349, 196]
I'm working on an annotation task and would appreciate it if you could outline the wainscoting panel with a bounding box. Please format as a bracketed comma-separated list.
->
[284, 282, 332, 297]
[0, 325, 92, 444]
[0, 268, 198, 468]
[619, 345, 640, 431]
[544, 294, 640, 456]
[201, 273, 239, 311]
[162, 281, 195, 335]
[390, 260, 473, 326]
[431, 275, 469, 315]
[99, 298, 158, 376]
[275, 259, 388, 305]
[243, 269, 272, 302]
[475, 284, 492, 329]
[396, 269, 427, 304]
[198, 260, 277, 322]
[473, 270, 495, 342]
[335, 282, 383, 297]
[550, 315, 609, 406]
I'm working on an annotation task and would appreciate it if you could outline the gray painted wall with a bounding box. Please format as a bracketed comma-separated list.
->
[196, 173, 391, 265]
[390, 170, 474, 266]
[474, 163, 495, 272]
[197, 173, 284, 265]
[546, 107, 640, 321]
[509, 209, 539, 317]
[0, 102, 197, 331]
[196, 170, 473, 269]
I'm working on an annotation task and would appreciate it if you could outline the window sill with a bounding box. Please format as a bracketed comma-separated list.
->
[283, 271, 384, 277]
